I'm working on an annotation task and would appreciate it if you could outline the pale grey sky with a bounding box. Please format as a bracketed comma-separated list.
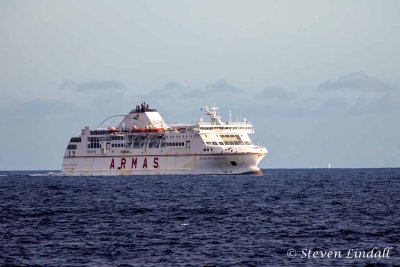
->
[0, 0, 399, 170]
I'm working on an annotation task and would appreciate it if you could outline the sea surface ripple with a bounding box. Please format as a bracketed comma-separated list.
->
[0, 169, 399, 266]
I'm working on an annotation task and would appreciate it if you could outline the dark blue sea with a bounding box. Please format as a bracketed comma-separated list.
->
[0, 169, 399, 266]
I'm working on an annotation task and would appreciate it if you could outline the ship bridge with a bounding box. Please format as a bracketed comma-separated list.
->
[193, 106, 254, 134]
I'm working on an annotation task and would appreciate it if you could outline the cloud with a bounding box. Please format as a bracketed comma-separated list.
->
[59, 80, 78, 90]
[138, 81, 187, 99]
[22, 99, 75, 114]
[59, 80, 126, 92]
[249, 73, 400, 117]
[139, 74, 400, 119]
[139, 80, 242, 100]
[77, 80, 125, 91]
[318, 72, 394, 92]
[0, 99, 80, 133]
[316, 72, 400, 114]
[187, 80, 242, 97]
[256, 86, 290, 100]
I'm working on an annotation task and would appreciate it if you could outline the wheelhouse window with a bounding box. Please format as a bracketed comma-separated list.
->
[70, 137, 81, 143]
[67, 144, 77, 150]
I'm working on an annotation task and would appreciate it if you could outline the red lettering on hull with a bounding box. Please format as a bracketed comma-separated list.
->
[153, 157, 159, 168]
[142, 158, 147, 168]
[131, 158, 137, 169]
[109, 157, 159, 170]
[120, 158, 126, 169]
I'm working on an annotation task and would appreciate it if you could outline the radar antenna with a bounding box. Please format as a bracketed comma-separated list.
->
[203, 106, 223, 125]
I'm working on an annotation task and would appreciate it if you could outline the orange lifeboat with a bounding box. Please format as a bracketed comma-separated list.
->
[131, 127, 147, 133]
[148, 128, 164, 133]
[108, 127, 119, 133]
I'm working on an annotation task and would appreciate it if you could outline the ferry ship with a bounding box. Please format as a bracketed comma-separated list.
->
[62, 102, 267, 175]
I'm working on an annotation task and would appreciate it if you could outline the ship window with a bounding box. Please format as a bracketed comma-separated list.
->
[70, 137, 81, 143]
[230, 161, 237, 166]
[219, 142, 224, 145]
[212, 142, 218, 145]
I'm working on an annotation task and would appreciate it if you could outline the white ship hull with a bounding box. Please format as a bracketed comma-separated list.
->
[62, 103, 268, 176]
[63, 152, 265, 176]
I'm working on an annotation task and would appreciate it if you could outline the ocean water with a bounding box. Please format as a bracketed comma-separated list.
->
[0, 169, 399, 266]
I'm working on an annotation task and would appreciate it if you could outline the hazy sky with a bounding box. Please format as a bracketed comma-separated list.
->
[1, 0, 399, 170]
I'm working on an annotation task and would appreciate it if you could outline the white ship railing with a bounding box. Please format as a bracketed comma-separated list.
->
[168, 121, 252, 127]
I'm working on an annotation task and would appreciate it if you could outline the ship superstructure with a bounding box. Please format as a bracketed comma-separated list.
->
[62, 102, 267, 175]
